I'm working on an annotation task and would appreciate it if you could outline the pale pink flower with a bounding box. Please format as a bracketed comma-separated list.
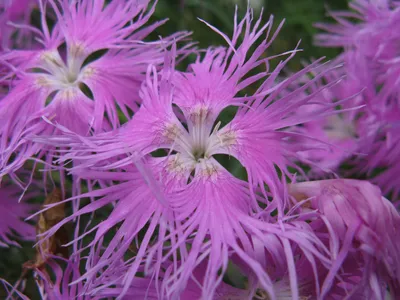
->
[31, 8, 343, 299]
[34, 257, 91, 300]
[0, 0, 36, 50]
[289, 179, 400, 299]
[312, 0, 400, 197]
[359, 55, 400, 199]
[363, 119, 400, 199]
[0, 0, 190, 178]
[292, 51, 380, 176]
[315, 0, 400, 61]
[0, 181, 36, 247]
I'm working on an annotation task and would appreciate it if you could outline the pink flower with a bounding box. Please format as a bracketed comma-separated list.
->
[312, 1, 400, 198]
[35, 257, 90, 300]
[359, 55, 400, 199]
[315, 0, 400, 61]
[289, 179, 400, 298]
[364, 120, 400, 199]
[292, 51, 379, 176]
[31, 8, 343, 299]
[0, 0, 190, 178]
[95, 261, 247, 299]
[30, 257, 248, 300]
[0, 180, 37, 247]
[0, 0, 36, 50]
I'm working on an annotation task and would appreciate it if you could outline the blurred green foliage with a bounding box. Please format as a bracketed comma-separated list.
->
[152, 0, 348, 69]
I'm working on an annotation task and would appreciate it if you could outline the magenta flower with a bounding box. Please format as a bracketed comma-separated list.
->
[312, 1, 400, 197]
[363, 119, 400, 199]
[292, 51, 380, 176]
[0, 181, 36, 247]
[30, 256, 252, 300]
[95, 260, 247, 299]
[30, 8, 345, 299]
[0, 0, 36, 50]
[315, 0, 400, 61]
[0, 0, 190, 178]
[357, 54, 400, 199]
[34, 257, 90, 300]
[289, 179, 400, 298]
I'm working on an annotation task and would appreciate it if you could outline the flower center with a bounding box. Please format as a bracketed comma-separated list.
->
[162, 105, 236, 179]
[40, 50, 81, 86]
[192, 146, 206, 162]
[324, 115, 357, 140]
[33, 43, 94, 102]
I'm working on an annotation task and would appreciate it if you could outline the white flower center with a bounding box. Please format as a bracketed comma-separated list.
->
[163, 105, 236, 178]
[324, 115, 357, 140]
[34, 44, 94, 98]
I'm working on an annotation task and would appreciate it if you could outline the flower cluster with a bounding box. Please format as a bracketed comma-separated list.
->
[0, 1, 400, 299]
[298, 0, 400, 199]
[0, 0, 190, 181]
